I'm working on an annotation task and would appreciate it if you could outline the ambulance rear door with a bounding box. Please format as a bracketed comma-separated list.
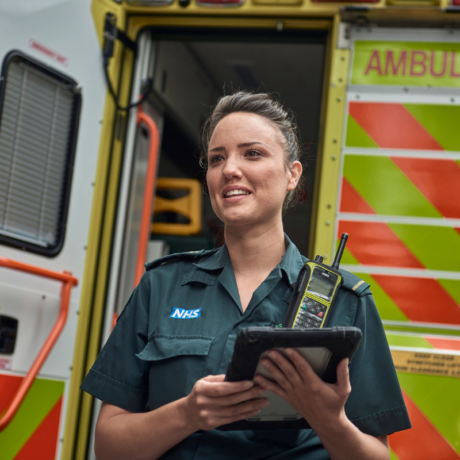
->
[338, 24, 460, 459]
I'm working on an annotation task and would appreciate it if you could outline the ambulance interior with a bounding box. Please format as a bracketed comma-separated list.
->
[114, 28, 327, 321]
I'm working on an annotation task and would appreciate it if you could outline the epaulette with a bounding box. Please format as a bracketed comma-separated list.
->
[339, 269, 370, 296]
[145, 248, 219, 271]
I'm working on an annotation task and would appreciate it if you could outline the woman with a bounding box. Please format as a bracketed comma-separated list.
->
[81, 92, 411, 460]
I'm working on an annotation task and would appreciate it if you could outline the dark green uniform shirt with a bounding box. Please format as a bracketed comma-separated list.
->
[81, 237, 411, 459]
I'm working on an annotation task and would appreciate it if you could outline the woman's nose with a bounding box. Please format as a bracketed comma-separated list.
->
[222, 156, 242, 180]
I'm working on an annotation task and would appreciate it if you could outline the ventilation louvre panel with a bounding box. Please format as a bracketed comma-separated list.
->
[0, 53, 80, 254]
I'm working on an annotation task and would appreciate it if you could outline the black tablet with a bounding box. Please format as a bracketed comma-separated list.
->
[218, 326, 362, 431]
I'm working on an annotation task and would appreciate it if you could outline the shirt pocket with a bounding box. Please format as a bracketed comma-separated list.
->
[136, 334, 214, 410]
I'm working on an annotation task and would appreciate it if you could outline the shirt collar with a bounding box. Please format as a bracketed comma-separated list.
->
[194, 234, 306, 286]
[279, 234, 306, 287]
[194, 244, 230, 271]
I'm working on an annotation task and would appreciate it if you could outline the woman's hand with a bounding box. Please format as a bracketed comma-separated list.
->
[254, 350, 390, 460]
[182, 374, 269, 431]
[254, 349, 351, 432]
[95, 376, 267, 460]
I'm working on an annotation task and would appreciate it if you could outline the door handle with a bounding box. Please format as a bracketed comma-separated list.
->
[0, 258, 78, 431]
[133, 106, 160, 288]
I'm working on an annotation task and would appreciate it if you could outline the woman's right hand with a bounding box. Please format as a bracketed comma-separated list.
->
[182, 374, 269, 431]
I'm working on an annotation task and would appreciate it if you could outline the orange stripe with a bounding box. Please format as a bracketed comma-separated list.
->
[340, 178, 377, 214]
[425, 338, 460, 351]
[391, 158, 460, 219]
[389, 390, 459, 460]
[456, 228, 460, 237]
[338, 221, 424, 268]
[14, 396, 62, 460]
[372, 275, 460, 325]
[0, 374, 22, 414]
[349, 102, 443, 150]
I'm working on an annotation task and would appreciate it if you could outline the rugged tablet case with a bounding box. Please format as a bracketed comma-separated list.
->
[218, 326, 362, 431]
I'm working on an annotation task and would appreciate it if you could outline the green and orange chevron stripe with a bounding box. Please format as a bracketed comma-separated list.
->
[346, 102, 460, 152]
[342, 82, 460, 460]
[338, 219, 460, 272]
[386, 334, 460, 460]
[0, 374, 64, 460]
[338, 101, 460, 326]
[349, 271, 460, 326]
[340, 155, 460, 219]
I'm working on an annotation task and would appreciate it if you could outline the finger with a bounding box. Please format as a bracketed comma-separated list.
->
[260, 356, 292, 390]
[266, 350, 303, 386]
[199, 379, 254, 398]
[217, 398, 269, 417]
[254, 375, 287, 400]
[209, 384, 267, 407]
[336, 358, 351, 396]
[284, 348, 322, 387]
[203, 375, 226, 383]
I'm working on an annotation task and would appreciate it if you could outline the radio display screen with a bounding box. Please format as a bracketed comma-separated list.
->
[307, 268, 338, 301]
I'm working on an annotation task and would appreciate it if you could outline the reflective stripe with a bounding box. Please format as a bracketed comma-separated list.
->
[14, 396, 62, 460]
[389, 388, 459, 459]
[348, 102, 443, 150]
[391, 157, 460, 219]
[0, 375, 64, 460]
[338, 220, 424, 269]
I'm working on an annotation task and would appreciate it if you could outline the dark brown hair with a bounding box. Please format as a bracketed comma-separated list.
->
[201, 91, 304, 212]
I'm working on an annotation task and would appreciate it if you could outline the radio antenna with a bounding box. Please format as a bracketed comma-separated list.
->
[332, 233, 348, 270]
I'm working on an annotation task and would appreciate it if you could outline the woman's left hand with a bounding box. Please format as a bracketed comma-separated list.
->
[254, 349, 351, 433]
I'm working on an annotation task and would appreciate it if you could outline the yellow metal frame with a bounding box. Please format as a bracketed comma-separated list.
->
[121, 0, 451, 17]
[311, 14, 348, 262]
[62, 0, 130, 458]
[69, 2, 346, 457]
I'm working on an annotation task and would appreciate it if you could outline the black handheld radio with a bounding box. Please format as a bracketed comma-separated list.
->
[283, 233, 349, 329]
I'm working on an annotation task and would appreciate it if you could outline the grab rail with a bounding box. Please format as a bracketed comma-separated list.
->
[133, 106, 160, 288]
[0, 258, 78, 431]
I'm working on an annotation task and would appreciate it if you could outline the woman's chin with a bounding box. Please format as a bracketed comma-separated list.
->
[220, 210, 258, 228]
[221, 210, 280, 230]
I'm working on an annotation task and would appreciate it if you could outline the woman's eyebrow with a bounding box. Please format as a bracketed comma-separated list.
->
[208, 141, 267, 153]
[238, 142, 268, 148]
[209, 146, 225, 153]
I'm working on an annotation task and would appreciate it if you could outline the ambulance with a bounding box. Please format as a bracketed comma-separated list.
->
[0, 0, 459, 458]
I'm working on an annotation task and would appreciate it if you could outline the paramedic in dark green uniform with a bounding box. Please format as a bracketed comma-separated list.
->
[81, 92, 411, 460]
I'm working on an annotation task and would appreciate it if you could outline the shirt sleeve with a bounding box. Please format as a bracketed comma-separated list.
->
[345, 290, 412, 437]
[80, 275, 151, 412]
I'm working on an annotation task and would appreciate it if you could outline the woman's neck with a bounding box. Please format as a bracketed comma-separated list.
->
[224, 220, 286, 276]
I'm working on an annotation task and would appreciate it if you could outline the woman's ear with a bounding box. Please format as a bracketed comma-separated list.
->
[287, 161, 302, 191]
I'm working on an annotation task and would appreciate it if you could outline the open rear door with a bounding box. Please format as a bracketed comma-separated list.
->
[340, 26, 460, 459]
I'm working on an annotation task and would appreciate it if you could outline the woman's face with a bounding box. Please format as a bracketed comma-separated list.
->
[206, 112, 301, 230]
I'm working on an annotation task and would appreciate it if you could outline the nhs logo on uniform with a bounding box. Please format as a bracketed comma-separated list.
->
[170, 307, 202, 319]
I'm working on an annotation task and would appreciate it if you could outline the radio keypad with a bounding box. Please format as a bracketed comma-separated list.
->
[296, 298, 326, 328]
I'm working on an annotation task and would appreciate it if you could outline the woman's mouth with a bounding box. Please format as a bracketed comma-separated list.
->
[224, 189, 250, 198]
[223, 189, 252, 202]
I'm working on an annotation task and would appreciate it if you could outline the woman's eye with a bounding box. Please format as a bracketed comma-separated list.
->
[246, 149, 262, 158]
[209, 154, 224, 164]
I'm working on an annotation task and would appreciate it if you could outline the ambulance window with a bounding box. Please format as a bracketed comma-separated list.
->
[0, 51, 81, 256]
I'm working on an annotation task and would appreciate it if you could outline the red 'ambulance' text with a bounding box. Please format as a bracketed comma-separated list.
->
[364, 49, 460, 78]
